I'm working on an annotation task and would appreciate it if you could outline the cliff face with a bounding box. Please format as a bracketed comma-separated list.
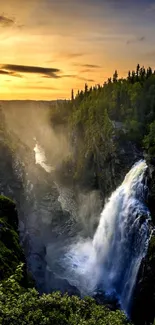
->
[91, 137, 142, 199]
[0, 120, 75, 293]
[131, 163, 155, 325]
[58, 126, 142, 204]
[0, 195, 24, 280]
[131, 233, 155, 325]
[0, 130, 26, 280]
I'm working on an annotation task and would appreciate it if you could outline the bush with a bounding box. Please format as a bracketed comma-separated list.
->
[0, 264, 131, 325]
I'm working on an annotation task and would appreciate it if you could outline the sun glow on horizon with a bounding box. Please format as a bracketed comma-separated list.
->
[0, 0, 155, 99]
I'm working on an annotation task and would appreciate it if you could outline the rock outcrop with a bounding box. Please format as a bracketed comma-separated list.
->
[0, 195, 24, 280]
[131, 233, 155, 325]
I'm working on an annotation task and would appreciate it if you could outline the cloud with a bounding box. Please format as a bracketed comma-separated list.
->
[138, 36, 145, 42]
[44, 73, 95, 82]
[0, 63, 95, 82]
[82, 64, 101, 68]
[1, 64, 61, 78]
[63, 52, 84, 59]
[80, 69, 94, 73]
[127, 36, 145, 45]
[43, 73, 76, 79]
[0, 14, 15, 27]
[74, 63, 101, 68]
[62, 74, 95, 82]
[19, 85, 58, 90]
[52, 52, 85, 61]
[0, 69, 22, 77]
[0, 69, 10, 75]
[77, 77, 95, 82]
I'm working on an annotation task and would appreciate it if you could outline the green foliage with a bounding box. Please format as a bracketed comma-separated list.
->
[0, 196, 24, 280]
[49, 100, 73, 126]
[50, 64, 155, 185]
[67, 94, 115, 183]
[143, 121, 155, 156]
[0, 265, 131, 325]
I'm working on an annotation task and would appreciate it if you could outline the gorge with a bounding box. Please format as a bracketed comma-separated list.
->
[0, 98, 155, 325]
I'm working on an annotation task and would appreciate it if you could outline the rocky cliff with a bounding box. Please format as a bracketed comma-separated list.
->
[131, 161, 155, 325]
[0, 106, 155, 325]
[0, 195, 24, 280]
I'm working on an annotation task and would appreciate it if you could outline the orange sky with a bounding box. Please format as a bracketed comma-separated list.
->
[0, 0, 155, 100]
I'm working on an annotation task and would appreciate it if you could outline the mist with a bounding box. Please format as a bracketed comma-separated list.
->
[1, 101, 70, 168]
[0, 100, 102, 294]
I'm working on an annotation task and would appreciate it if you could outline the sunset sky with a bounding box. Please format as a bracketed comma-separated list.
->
[0, 0, 155, 100]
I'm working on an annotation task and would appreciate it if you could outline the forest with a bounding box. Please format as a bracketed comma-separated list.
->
[49, 64, 155, 193]
[0, 64, 155, 325]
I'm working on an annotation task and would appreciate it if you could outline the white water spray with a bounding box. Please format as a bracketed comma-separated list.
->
[34, 143, 54, 173]
[32, 144, 151, 314]
[60, 161, 151, 315]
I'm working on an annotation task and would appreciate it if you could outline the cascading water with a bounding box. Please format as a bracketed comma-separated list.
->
[34, 142, 54, 173]
[24, 143, 152, 314]
[60, 160, 151, 315]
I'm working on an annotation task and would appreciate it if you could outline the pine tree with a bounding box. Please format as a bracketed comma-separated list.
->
[113, 70, 118, 83]
[71, 89, 74, 101]
[84, 83, 88, 94]
[128, 71, 131, 81]
[136, 64, 140, 77]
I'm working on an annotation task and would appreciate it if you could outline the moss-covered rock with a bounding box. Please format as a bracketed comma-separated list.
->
[0, 195, 24, 280]
[131, 233, 155, 325]
[0, 195, 18, 228]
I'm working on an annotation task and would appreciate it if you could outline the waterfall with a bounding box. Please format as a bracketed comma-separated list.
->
[31, 144, 151, 314]
[34, 143, 54, 173]
[60, 161, 151, 315]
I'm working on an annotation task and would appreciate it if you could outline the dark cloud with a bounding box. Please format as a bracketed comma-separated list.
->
[0, 15, 15, 27]
[1, 64, 61, 78]
[63, 74, 95, 82]
[43, 74, 75, 79]
[74, 63, 101, 68]
[63, 74, 76, 78]
[42, 75, 61, 79]
[0, 70, 10, 75]
[65, 53, 84, 59]
[80, 69, 95, 73]
[0, 69, 22, 77]
[82, 64, 101, 68]
[77, 76, 95, 82]
[0, 64, 94, 82]
[127, 36, 145, 44]
[44, 73, 94, 82]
